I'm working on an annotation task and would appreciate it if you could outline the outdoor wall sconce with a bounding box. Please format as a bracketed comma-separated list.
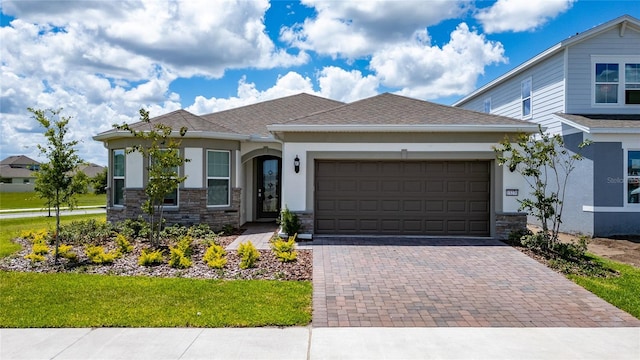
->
[294, 155, 300, 173]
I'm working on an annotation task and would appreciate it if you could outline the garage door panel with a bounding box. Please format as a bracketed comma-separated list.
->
[317, 200, 336, 211]
[447, 200, 467, 212]
[359, 200, 378, 211]
[315, 160, 490, 235]
[381, 180, 400, 192]
[403, 200, 422, 212]
[360, 180, 379, 192]
[426, 200, 445, 212]
[426, 181, 444, 192]
[447, 181, 467, 193]
[470, 181, 489, 192]
[338, 200, 357, 211]
[470, 201, 489, 213]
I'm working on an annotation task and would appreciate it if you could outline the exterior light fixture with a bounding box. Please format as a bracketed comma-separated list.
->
[294, 155, 300, 173]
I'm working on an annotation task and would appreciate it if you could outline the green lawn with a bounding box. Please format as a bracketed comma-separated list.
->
[0, 272, 312, 327]
[0, 214, 106, 258]
[569, 256, 640, 319]
[0, 192, 106, 210]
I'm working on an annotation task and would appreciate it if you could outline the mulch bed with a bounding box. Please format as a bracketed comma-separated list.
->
[0, 236, 312, 281]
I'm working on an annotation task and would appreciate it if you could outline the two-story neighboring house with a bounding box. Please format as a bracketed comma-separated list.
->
[454, 15, 640, 237]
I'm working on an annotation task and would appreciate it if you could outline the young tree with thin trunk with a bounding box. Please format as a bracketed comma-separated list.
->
[31, 108, 82, 263]
[114, 109, 188, 248]
[494, 126, 590, 249]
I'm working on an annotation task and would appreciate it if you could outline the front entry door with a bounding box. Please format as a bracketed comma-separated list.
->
[257, 156, 281, 219]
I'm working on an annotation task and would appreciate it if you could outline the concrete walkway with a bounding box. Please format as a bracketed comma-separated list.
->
[1, 327, 638, 359]
[0, 206, 105, 219]
[225, 223, 311, 250]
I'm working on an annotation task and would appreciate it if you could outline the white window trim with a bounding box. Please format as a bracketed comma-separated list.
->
[207, 150, 231, 207]
[625, 148, 640, 207]
[113, 149, 125, 207]
[521, 77, 532, 119]
[483, 97, 491, 114]
[591, 55, 640, 108]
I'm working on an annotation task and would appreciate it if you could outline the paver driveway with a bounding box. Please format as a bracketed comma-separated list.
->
[312, 237, 640, 327]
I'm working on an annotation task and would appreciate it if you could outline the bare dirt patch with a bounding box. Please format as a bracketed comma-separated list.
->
[528, 225, 640, 268]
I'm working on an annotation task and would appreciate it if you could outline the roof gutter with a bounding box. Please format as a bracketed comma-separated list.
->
[267, 124, 539, 133]
[93, 130, 250, 142]
[553, 114, 640, 134]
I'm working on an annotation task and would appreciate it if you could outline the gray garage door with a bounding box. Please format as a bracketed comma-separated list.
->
[315, 160, 490, 236]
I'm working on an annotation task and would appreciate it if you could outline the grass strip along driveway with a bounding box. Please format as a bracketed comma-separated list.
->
[0, 272, 312, 328]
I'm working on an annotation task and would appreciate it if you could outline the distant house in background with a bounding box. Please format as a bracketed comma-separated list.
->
[0, 155, 105, 193]
[76, 163, 106, 178]
[0, 155, 40, 192]
[454, 15, 640, 237]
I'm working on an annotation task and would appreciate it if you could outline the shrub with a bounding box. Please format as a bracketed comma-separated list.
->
[24, 253, 46, 263]
[188, 223, 214, 239]
[116, 217, 150, 239]
[85, 245, 117, 265]
[21, 229, 50, 244]
[56, 244, 77, 261]
[271, 235, 297, 262]
[58, 219, 113, 245]
[115, 233, 134, 255]
[521, 231, 550, 251]
[237, 241, 259, 269]
[162, 224, 189, 240]
[169, 235, 193, 269]
[278, 206, 301, 235]
[32, 242, 49, 256]
[507, 228, 532, 246]
[221, 224, 236, 235]
[203, 244, 227, 269]
[138, 248, 164, 266]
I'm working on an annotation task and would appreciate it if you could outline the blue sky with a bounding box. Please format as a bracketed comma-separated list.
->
[1, 0, 639, 165]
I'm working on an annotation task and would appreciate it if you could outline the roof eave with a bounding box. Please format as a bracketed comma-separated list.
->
[553, 114, 640, 134]
[267, 124, 539, 133]
[93, 131, 249, 142]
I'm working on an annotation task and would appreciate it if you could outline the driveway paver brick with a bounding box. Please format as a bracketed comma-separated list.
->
[312, 237, 640, 327]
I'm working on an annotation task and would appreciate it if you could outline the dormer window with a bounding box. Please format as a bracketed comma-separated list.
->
[593, 56, 640, 106]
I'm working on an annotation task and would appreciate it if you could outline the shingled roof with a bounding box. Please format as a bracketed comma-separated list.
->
[555, 113, 640, 133]
[276, 93, 533, 128]
[201, 93, 345, 137]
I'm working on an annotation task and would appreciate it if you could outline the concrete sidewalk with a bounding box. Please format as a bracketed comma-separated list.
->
[0, 207, 105, 219]
[1, 327, 638, 359]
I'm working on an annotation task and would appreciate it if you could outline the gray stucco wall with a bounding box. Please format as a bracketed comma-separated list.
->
[594, 213, 640, 237]
[556, 133, 595, 235]
[592, 142, 624, 207]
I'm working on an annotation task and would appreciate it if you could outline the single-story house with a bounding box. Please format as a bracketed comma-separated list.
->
[94, 93, 538, 239]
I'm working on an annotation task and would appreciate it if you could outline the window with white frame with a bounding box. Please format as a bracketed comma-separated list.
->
[207, 150, 230, 206]
[521, 78, 532, 118]
[149, 150, 179, 207]
[483, 97, 491, 113]
[593, 56, 640, 105]
[113, 149, 125, 206]
[627, 150, 640, 204]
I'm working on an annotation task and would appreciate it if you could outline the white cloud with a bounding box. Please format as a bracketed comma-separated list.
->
[370, 23, 506, 99]
[317, 67, 379, 102]
[475, 0, 575, 33]
[0, 0, 309, 165]
[186, 72, 316, 114]
[281, 0, 469, 59]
